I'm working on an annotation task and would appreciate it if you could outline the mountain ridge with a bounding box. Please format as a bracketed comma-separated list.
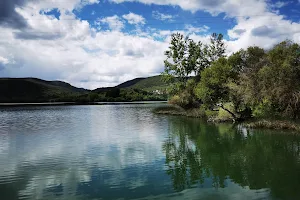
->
[0, 75, 168, 103]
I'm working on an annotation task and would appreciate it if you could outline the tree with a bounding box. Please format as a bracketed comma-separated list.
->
[163, 33, 226, 85]
[194, 58, 238, 119]
[207, 33, 226, 63]
[187, 39, 208, 77]
[106, 88, 120, 98]
[163, 32, 226, 109]
[163, 33, 191, 85]
[225, 47, 266, 118]
[258, 41, 300, 118]
[237, 47, 266, 106]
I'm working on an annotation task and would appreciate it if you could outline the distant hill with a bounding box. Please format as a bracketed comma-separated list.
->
[0, 78, 88, 103]
[125, 76, 169, 92]
[116, 77, 146, 88]
[0, 76, 169, 103]
[91, 75, 169, 102]
[93, 75, 169, 93]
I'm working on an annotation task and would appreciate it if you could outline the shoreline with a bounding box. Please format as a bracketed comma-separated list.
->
[153, 105, 300, 132]
[0, 101, 168, 107]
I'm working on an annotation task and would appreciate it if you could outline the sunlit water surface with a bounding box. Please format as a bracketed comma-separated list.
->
[0, 104, 300, 200]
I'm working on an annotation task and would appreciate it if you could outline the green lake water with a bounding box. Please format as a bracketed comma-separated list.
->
[0, 104, 300, 200]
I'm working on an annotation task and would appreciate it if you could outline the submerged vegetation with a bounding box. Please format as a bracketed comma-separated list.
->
[159, 31, 300, 126]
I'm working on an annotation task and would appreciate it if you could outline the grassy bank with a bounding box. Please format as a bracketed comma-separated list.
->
[243, 119, 300, 131]
[153, 104, 234, 121]
[153, 106, 206, 118]
[154, 105, 300, 132]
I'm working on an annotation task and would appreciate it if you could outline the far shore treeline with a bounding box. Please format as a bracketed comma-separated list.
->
[160, 32, 300, 121]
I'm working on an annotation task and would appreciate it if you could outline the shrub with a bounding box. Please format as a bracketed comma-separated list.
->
[252, 99, 277, 118]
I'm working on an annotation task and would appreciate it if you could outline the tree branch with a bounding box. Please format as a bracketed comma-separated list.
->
[217, 103, 237, 121]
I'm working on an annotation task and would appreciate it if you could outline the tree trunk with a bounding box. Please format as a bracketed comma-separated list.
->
[217, 103, 238, 121]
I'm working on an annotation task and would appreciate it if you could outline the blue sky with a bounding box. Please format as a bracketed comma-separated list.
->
[77, 2, 235, 34]
[0, 0, 300, 89]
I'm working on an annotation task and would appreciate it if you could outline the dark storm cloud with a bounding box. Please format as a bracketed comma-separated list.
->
[0, 0, 64, 40]
[14, 31, 63, 40]
[0, 0, 33, 29]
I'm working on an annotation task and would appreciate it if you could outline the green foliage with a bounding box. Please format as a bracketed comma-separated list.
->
[195, 58, 233, 107]
[258, 41, 300, 118]
[164, 34, 300, 120]
[163, 32, 226, 109]
[164, 33, 191, 83]
[252, 99, 276, 118]
[163, 32, 225, 84]
[106, 88, 120, 98]
[207, 33, 226, 63]
[88, 93, 98, 102]
[216, 102, 235, 121]
[168, 78, 200, 109]
[128, 75, 170, 95]
[168, 92, 194, 109]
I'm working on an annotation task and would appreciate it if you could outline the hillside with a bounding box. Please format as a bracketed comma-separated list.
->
[125, 75, 169, 92]
[0, 76, 169, 103]
[0, 78, 88, 103]
[116, 77, 146, 88]
[94, 75, 169, 93]
[92, 75, 169, 102]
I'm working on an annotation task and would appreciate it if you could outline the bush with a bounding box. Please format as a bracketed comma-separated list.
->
[168, 91, 199, 109]
[244, 120, 300, 131]
[252, 99, 277, 118]
[216, 102, 235, 121]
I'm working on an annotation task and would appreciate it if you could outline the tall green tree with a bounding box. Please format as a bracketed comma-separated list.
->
[207, 33, 226, 64]
[163, 32, 226, 85]
[163, 33, 190, 84]
[259, 41, 300, 118]
[194, 58, 238, 119]
[226, 47, 266, 117]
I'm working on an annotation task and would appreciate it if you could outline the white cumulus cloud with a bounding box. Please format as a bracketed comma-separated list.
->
[152, 11, 174, 21]
[122, 12, 146, 25]
[99, 15, 125, 31]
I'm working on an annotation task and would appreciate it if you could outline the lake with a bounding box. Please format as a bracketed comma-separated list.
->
[0, 104, 300, 200]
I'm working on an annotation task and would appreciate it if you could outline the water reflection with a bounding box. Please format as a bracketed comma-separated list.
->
[0, 105, 300, 200]
[0, 105, 172, 200]
[163, 117, 300, 200]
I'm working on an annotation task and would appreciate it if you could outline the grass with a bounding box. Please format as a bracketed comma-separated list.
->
[153, 106, 206, 118]
[130, 75, 170, 91]
[153, 104, 234, 121]
[243, 119, 300, 131]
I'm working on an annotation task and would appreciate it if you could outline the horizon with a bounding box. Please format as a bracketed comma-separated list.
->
[1, 0, 300, 89]
[0, 75, 153, 90]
